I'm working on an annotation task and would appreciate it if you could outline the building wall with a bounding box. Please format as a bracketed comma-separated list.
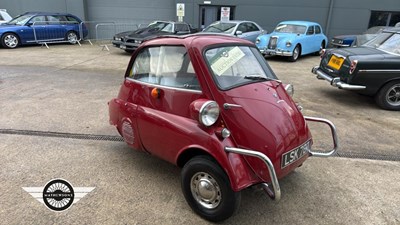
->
[0, 0, 84, 21]
[1, 0, 400, 40]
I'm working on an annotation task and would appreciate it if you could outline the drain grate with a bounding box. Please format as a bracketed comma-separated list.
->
[1, 129, 399, 162]
[0, 129, 124, 142]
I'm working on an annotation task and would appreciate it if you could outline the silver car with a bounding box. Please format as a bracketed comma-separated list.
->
[202, 20, 265, 43]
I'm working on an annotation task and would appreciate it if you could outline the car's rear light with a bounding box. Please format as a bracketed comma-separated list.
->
[320, 49, 326, 58]
[349, 60, 358, 74]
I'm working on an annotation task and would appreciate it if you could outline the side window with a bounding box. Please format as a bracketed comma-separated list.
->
[247, 23, 259, 32]
[175, 24, 189, 32]
[306, 26, 314, 35]
[315, 26, 321, 34]
[47, 15, 66, 24]
[30, 16, 46, 25]
[66, 16, 79, 24]
[129, 46, 200, 90]
[237, 23, 247, 33]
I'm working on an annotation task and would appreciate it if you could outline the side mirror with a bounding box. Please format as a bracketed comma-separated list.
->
[235, 31, 243, 36]
[26, 22, 33, 26]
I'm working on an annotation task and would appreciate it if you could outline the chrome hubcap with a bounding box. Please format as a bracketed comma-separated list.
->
[190, 172, 221, 209]
[386, 84, 400, 106]
[293, 47, 299, 59]
[68, 33, 77, 43]
[5, 34, 18, 48]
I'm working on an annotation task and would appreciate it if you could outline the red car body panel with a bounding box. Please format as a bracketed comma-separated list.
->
[109, 34, 314, 191]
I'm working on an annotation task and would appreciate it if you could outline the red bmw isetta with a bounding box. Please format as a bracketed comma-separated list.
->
[108, 34, 338, 222]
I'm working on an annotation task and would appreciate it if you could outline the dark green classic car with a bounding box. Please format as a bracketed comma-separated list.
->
[312, 27, 400, 110]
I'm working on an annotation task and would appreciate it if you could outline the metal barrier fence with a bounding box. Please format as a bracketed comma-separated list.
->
[31, 21, 144, 50]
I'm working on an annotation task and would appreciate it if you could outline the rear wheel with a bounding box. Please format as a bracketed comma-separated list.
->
[181, 155, 241, 222]
[288, 45, 300, 62]
[375, 80, 400, 110]
[66, 31, 78, 44]
[1, 33, 19, 49]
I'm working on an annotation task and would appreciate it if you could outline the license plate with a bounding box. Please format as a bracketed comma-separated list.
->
[281, 142, 309, 168]
[120, 45, 126, 50]
[327, 55, 345, 70]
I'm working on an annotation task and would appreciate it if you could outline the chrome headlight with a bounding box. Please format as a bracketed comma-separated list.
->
[199, 101, 220, 126]
[255, 38, 260, 44]
[286, 41, 292, 47]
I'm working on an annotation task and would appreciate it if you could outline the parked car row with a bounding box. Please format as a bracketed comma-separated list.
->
[0, 11, 87, 48]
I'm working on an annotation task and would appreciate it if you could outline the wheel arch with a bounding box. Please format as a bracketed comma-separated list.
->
[176, 146, 259, 192]
[1, 32, 21, 45]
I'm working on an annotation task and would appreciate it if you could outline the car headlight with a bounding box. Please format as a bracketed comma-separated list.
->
[286, 41, 292, 47]
[199, 101, 220, 126]
[114, 37, 121, 41]
[255, 38, 260, 44]
[135, 40, 142, 44]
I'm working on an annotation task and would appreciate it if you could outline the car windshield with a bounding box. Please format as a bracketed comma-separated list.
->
[274, 24, 306, 34]
[363, 32, 400, 55]
[205, 46, 277, 90]
[6, 14, 32, 25]
[203, 22, 236, 34]
[147, 21, 174, 33]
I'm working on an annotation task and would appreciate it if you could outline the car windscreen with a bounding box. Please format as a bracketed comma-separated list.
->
[203, 22, 236, 34]
[274, 24, 306, 34]
[147, 21, 173, 32]
[205, 46, 277, 90]
[6, 14, 31, 25]
[362, 32, 400, 55]
[373, 33, 400, 55]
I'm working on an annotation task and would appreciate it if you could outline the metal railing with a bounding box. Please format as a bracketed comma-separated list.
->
[31, 21, 142, 50]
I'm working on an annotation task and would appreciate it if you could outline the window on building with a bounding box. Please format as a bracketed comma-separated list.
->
[369, 11, 400, 27]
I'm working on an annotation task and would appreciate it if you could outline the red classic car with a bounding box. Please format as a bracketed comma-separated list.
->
[108, 33, 338, 222]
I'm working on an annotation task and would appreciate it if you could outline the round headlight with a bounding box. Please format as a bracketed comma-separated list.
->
[255, 38, 260, 44]
[285, 84, 294, 97]
[199, 101, 220, 126]
[286, 41, 292, 47]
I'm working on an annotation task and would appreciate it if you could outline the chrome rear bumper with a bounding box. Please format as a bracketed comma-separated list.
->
[312, 66, 366, 90]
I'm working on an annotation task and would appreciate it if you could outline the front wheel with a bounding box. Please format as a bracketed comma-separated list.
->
[1, 33, 19, 49]
[66, 31, 78, 44]
[288, 45, 300, 62]
[181, 155, 241, 222]
[375, 80, 400, 110]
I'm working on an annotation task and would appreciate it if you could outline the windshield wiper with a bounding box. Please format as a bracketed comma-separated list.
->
[244, 75, 282, 85]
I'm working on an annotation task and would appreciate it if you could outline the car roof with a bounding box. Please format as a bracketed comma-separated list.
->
[142, 33, 253, 49]
[21, 12, 76, 16]
[278, 20, 320, 26]
[212, 20, 257, 24]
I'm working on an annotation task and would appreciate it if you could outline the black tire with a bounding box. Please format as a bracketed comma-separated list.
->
[181, 155, 241, 222]
[1, 33, 19, 49]
[288, 45, 300, 62]
[66, 31, 78, 44]
[375, 80, 400, 110]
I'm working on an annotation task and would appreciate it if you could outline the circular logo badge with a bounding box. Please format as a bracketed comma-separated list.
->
[42, 179, 75, 211]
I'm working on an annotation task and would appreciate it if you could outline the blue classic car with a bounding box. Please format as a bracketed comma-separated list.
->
[256, 21, 327, 61]
[0, 12, 87, 48]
